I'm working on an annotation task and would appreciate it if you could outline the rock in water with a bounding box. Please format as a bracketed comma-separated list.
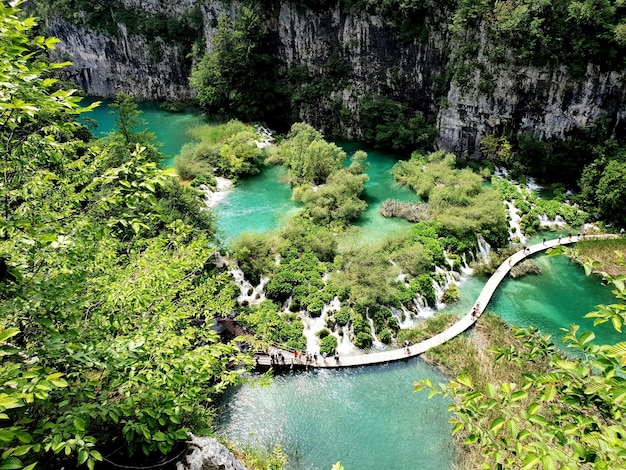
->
[177, 435, 247, 470]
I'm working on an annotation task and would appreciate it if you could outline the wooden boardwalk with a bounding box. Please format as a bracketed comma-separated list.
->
[254, 234, 616, 369]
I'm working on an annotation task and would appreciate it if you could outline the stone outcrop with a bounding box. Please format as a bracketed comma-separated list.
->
[438, 51, 626, 157]
[45, 17, 195, 101]
[176, 435, 247, 470]
[42, 1, 626, 156]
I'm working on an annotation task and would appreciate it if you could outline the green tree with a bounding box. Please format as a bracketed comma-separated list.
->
[1, 5, 253, 468]
[189, 5, 285, 124]
[102, 93, 162, 167]
[293, 162, 369, 227]
[270, 122, 347, 186]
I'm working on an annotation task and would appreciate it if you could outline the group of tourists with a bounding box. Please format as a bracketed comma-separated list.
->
[268, 349, 340, 367]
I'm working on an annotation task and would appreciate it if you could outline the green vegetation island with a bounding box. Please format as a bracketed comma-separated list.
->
[2, 1, 626, 469]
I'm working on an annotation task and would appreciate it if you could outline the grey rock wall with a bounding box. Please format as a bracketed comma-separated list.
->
[42, 1, 626, 155]
[46, 17, 195, 101]
[275, 4, 447, 138]
[438, 60, 626, 157]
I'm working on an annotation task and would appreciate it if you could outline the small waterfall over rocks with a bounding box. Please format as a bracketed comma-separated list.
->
[460, 253, 473, 275]
[214, 253, 266, 306]
[505, 200, 527, 244]
[199, 177, 233, 209]
[476, 234, 492, 264]
[255, 125, 274, 148]
[302, 314, 326, 353]
[367, 317, 385, 350]
[336, 325, 356, 355]
[538, 214, 568, 228]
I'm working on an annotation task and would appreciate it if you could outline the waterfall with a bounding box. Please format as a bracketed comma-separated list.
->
[476, 235, 491, 264]
[538, 214, 567, 228]
[302, 314, 326, 354]
[301, 297, 342, 354]
[443, 250, 455, 270]
[217, 254, 267, 307]
[335, 326, 356, 355]
[526, 176, 542, 192]
[200, 177, 233, 209]
[255, 125, 274, 148]
[505, 201, 526, 244]
[367, 317, 385, 349]
[460, 253, 473, 275]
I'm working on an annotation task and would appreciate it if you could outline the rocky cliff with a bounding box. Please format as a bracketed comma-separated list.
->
[46, 16, 195, 101]
[43, 1, 626, 157]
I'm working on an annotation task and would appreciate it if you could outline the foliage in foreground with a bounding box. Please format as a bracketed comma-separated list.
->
[415, 250, 626, 469]
[1, 5, 252, 469]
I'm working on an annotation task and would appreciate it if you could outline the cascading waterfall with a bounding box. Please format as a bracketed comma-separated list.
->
[336, 325, 356, 355]
[255, 125, 274, 148]
[505, 201, 527, 244]
[460, 253, 473, 275]
[200, 177, 233, 209]
[302, 314, 326, 353]
[538, 214, 567, 228]
[301, 297, 342, 353]
[476, 234, 491, 264]
[367, 317, 385, 349]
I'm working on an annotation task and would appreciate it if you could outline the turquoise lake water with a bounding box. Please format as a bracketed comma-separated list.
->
[86, 100, 622, 470]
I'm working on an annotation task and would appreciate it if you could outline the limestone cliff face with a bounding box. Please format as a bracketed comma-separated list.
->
[45, 17, 195, 101]
[43, 1, 626, 155]
[273, 4, 447, 139]
[438, 56, 626, 157]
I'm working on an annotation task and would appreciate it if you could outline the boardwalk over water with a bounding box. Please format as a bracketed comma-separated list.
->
[254, 234, 616, 369]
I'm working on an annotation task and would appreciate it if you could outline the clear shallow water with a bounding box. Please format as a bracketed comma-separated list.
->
[214, 142, 418, 242]
[80, 97, 207, 166]
[217, 361, 457, 470]
[82, 100, 416, 243]
[488, 252, 622, 347]
[213, 165, 301, 243]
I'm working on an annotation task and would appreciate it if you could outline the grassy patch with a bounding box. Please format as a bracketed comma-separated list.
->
[572, 238, 626, 277]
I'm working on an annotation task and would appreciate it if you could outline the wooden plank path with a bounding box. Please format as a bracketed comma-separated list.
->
[255, 234, 618, 369]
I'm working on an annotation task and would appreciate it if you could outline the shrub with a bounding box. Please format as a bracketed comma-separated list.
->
[379, 329, 392, 344]
[319, 335, 338, 356]
[441, 284, 460, 303]
[355, 331, 373, 349]
[334, 307, 351, 326]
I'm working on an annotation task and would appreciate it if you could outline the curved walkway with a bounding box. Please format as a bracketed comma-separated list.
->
[255, 234, 616, 369]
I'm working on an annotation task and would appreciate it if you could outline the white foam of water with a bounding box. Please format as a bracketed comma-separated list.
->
[200, 176, 233, 208]
[367, 317, 385, 350]
[476, 234, 491, 264]
[335, 326, 356, 355]
[505, 201, 527, 244]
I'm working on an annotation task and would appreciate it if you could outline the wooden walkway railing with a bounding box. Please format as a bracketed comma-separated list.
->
[250, 234, 618, 369]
